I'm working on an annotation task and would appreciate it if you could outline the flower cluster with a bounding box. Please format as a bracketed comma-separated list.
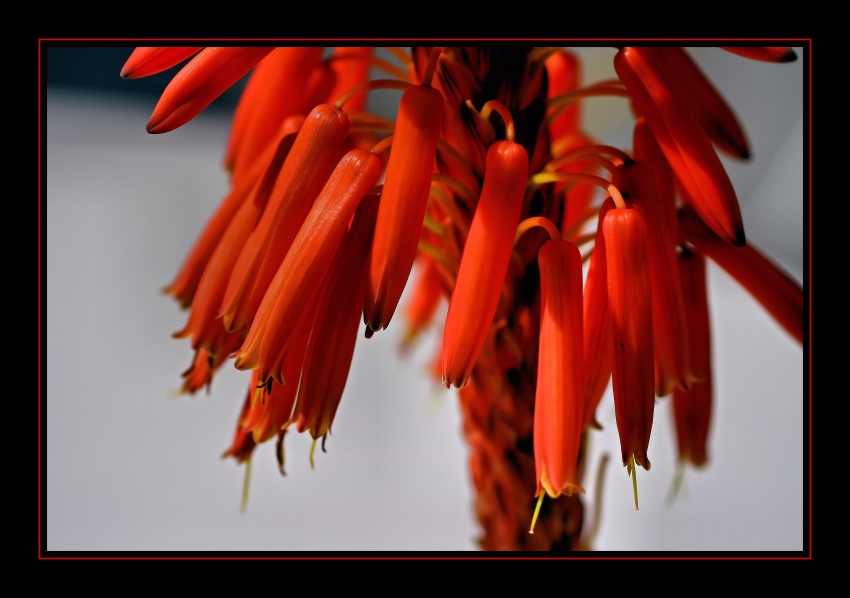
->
[123, 45, 802, 550]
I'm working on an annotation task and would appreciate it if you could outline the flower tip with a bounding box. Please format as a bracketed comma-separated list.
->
[781, 49, 798, 63]
[732, 225, 746, 248]
[146, 118, 167, 135]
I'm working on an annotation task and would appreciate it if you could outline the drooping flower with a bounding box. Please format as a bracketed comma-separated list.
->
[534, 238, 585, 499]
[124, 45, 804, 551]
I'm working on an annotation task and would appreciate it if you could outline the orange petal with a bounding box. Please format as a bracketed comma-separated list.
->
[146, 47, 274, 134]
[545, 49, 582, 142]
[366, 84, 444, 332]
[224, 48, 325, 179]
[651, 48, 750, 159]
[720, 47, 797, 63]
[242, 314, 313, 444]
[442, 139, 528, 387]
[221, 104, 350, 335]
[679, 205, 803, 344]
[671, 248, 712, 467]
[221, 374, 259, 463]
[295, 196, 379, 439]
[603, 206, 655, 470]
[120, 47, 203, 79]
[235, 148, 381, 384]
[583, 197, 615, 429]
[534, 239, 585, 498]
[614, 47, 745, 246]
[622, 161, 692, 396]
[632, 117, 677, 240]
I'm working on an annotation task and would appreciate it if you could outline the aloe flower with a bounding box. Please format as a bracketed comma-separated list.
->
[122, 45, 804, 551]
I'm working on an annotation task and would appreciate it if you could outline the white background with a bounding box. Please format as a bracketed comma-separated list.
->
[46, 46, 806, 552]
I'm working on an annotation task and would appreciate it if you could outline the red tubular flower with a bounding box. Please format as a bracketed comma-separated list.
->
[582, 197, 615, 429]
[295, 197, 379, 439]
[651, 48, 750, 159]
[614, 47, 746, 247]
[120, 47, 203, 79]
[221, 103, 350, 335]
[720, 47, 798, 63]
[366, 83, 444, 332]
[672, 248, 712, 467]
[146, 47, 274, 134]
[241, 313, 314, 444]
[235, 147, 381, 384]
[545, 49, 581, 143]
[534, 239, 585, 498]
[222, 380, 259, 464]
[442, 139, 528, 387]
[679, 205, 804, 344]
[224, 48, 326, 180]
[632, 117, 677, 240]
[603, 205, 655, 471]
[622, 161, 692, 396]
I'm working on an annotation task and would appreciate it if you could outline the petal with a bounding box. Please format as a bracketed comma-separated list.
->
[442, 140, 528, 387]
[295, 196, 379, 439]
[583, 197, 615, 429]
[534, 239, 585, 498]
[622, 161, 692, 396]
[120, 47, 202, 79]
[614, 47, 746, 247]
[603, 206, 655, 470]
[147, 47, 274, 134]
[366, 84, 444, 332]
[679, 205, 803, 344]
[671, 249, 712, 467]
[235, 148, 381, 384]
[651, 48, 750, 159]
[720, 47, 797, 63]
[224, 48, 326, 179]
[221, 103, 350, 335]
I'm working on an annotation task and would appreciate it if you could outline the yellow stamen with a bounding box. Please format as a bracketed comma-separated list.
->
[529, 492, 546, 534]
[529, 172, 626, 209]
[477, 100, 516, 142]
[370, 135, 394, 155]
[309, 438, 318, 470]
[630, 455, 639, 510]
[514, 216, 561, 246]
[240, 457, 252, 514]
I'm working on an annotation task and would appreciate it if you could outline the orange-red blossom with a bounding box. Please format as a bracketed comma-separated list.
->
[442, 139, 529, 388]
[603, 205, 655, 471]
[534, 239, 586, 499]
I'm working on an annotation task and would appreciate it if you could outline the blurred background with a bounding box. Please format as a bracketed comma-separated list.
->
[45, 44, 806, 552]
